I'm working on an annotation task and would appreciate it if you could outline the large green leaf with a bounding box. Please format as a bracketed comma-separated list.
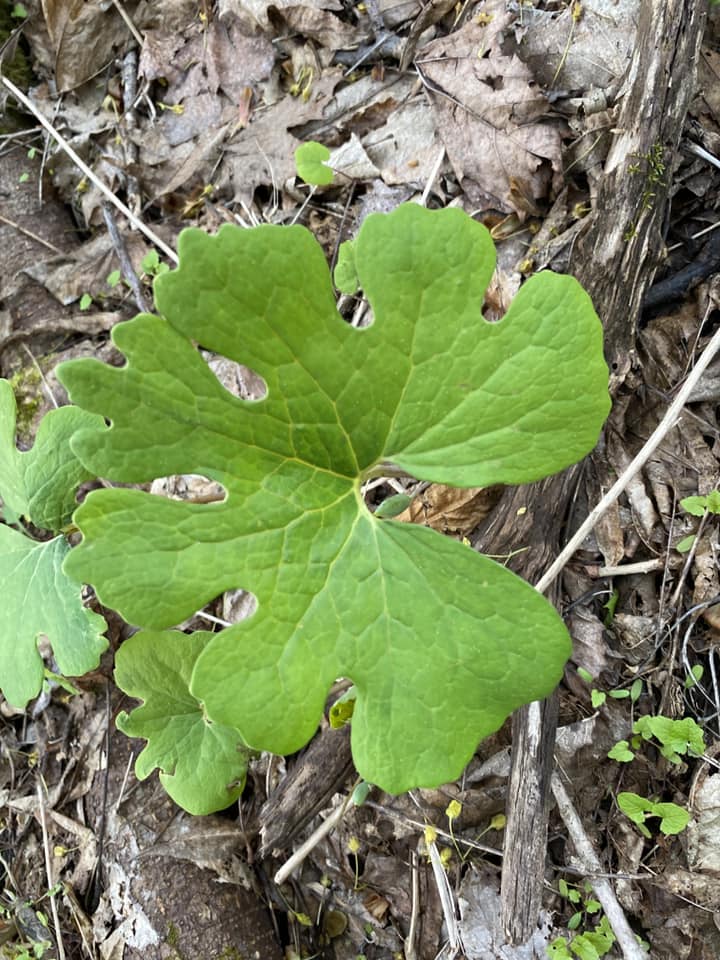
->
[0, 379, 104, 531]
[115, 630, 249, 814]
[57, 204, 610, 797]
[0, 528, 107, 707]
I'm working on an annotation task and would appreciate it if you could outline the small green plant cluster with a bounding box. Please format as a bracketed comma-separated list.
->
[616, 791, 689, 838]
[607, 714, 702, 837]
[608, 714, 705, 765]
[0, 202, 610, 813]
[676, 489, 720, 553]
[547, 879, 615, 960]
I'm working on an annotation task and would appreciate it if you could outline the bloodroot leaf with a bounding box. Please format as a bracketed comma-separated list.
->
[115, 631, 249, 815]
[0, 530, 106, 707]
[0, 379, 107, 706]
[0, 378, 104, 531]
[58, 204, 609, 806]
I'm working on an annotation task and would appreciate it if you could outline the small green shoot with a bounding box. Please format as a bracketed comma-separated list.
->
[680, 490, 720, 516]
[609, 714, 704, 765]
[685, 664, 704, 689]
[617, 791, 690, 837]
[602, 588, 618, 626]
[79, 293, 92, 311]
[607, 740, 634, 763]
[141, 249, 169, 278]
[106, 270, 121, 288]
[633, 714, 704, 763]
[11, 3, 29, 16]
[547, 907, 616, 960]
[675, 534, 695, 554]
[373, 492, 412, 518]
[295, 140, 334, 186]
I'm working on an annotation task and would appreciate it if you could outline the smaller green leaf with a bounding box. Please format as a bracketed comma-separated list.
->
[374, 493, 412, 518]
[630, 678, 643, 703]
[590, 689, 606, 708]
[352, 781, 372, 805]
[567, 888, 581, 904]
[706, 489, 720, 514]
[114, 630, 249, 814]
[79, 293, 92, 310]
[633, 715, 705, 762]
[0, 379, 105, 531]
[685, 664, 704, 688]
[547, 938, 572, 960]
[608, 740, 634, 763]
[569, 934, 600, 960]
[653, 801, 690, 835]
[329, 686, 356, 728]
[576, 667, 593, 684]
[107, 270, 121, 287]
[11, 3, 28, 16]
[141, 249, 160, 273]
[602, 588, 618, 626]
[617, 791, 649, 826]
[567, 912, 582, 931]
[0, 530, 107, 707]
[584, 900, 601, 915]
[333, 235, 359, 293]
[295, 141, 334, 185]
[675, 534, 695, 554]
[608, 688, 630, 699]
[680, 495, 708, 516]
[558, 878, 570, 898]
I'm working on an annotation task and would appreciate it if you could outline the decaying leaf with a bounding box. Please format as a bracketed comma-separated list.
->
[417, 6, 563, 216]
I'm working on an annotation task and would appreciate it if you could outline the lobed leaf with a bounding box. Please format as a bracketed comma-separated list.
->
[115, 631, 249, 814]
[0, 528, 107, 707]
[0, 379, 104, 531]
[57, 204, 609, 799]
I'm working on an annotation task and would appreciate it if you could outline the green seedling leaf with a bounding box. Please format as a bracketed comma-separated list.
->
[115, 631, 249, 815]
[329, 686, 357, 728]
[630, 678, 642, 702]
[547, 938, 572, 960]
[79, 293, 92, 310]
[576, 667, 593, 684]
[295, 141, 334, 185]
[0, 379, 103, 531]
[633, 714, 705, 763]
[607, 740, 634, 763]
[58, 203, 609, 800]
[608, 688, 630, 699]
[685, 664, 704, 688]
[680, 490, 720, 516]
[617, 792, 690, 836]
[591, 690, 606, 708]
[675, 534, 695, 554]
[374, 492, 412, 518]
[0, 529, 107, 707]
[617, 791, 650, 826]
[652, 801, 690, 836]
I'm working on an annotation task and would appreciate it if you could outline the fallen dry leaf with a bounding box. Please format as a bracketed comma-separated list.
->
[417, 6, 563, 216]
[395, 484, 501, 536]
[41, 0, 129, 92]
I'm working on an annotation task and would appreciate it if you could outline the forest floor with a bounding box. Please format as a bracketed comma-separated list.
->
[2, 1, 720, 959]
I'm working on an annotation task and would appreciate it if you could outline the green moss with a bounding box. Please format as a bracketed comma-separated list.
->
[8, 365, 42, 442]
